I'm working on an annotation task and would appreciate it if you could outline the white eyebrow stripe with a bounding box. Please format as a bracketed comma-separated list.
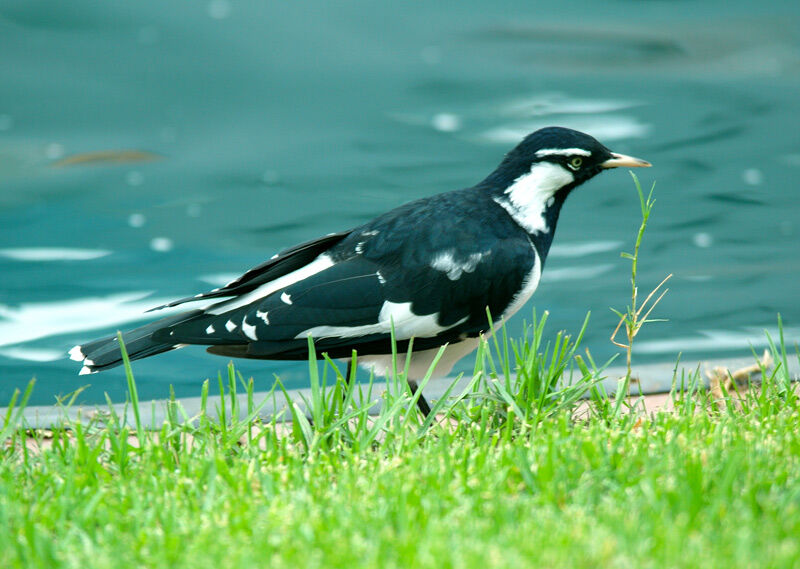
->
[535, 148, 592, 158]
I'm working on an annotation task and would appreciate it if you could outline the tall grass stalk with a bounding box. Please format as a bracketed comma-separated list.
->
[117, 331, 145, 445]
[610, 172, 671, 413]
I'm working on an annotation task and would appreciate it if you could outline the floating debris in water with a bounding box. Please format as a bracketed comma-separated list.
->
[52, 149, 162, 167]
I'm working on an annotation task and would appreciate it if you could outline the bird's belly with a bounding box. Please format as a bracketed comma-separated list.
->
[356, 337, 482, 381]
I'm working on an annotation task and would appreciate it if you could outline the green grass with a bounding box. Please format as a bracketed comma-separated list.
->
[1, 319, 799, 569]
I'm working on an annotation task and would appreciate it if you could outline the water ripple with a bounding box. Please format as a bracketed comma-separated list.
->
[0, 292, 179, 350]
[0, 248, 111, 261]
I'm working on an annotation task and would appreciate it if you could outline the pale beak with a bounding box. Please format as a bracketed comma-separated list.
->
[601, 152, 651, 169]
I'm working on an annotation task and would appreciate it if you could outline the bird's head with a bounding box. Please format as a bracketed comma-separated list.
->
[490, 126, 651, 190]
[484, 126, 651, 240]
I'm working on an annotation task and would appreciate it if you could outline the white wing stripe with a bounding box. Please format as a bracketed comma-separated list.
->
[206, 254, 334, 315]
[294, 301, 467, 341]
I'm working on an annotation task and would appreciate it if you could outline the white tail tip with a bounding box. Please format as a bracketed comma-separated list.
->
[68, 345, 85, 362]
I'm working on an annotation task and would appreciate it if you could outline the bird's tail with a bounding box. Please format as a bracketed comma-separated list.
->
[69, 310, 203, 375]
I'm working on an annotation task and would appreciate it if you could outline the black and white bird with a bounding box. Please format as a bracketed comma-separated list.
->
[70, 127, 649, 414]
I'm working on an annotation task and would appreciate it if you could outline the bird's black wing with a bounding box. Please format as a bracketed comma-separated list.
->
[154, 190, 536, 359]
[149, 230, 352, 310]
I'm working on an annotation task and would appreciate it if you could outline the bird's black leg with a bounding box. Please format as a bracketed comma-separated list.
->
[407, 380, 432, 417]
[345, 359, 354, 387]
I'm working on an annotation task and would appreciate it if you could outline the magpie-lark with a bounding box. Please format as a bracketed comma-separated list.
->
[70, 127, 650, 415]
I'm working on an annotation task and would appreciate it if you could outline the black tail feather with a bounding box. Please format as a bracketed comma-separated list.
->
[70, 310, 203, 374]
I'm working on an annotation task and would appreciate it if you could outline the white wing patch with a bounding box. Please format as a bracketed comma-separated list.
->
[241, 317, 258, 341]
[256, 310, 270, 325]
[225, 319, 237, 332]
[295, 301, 466, 341]
[207, 254, 333, 315]
[205, 324, 215, 334]
[430, 250, 486, 280]
[494, 162, 573, 234]
[280, 292, 292, 305]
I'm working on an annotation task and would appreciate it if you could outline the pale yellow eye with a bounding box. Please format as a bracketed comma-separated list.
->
[569, 157, 583, 170]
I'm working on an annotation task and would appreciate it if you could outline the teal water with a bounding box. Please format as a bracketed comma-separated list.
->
[1, 0, 799, 405]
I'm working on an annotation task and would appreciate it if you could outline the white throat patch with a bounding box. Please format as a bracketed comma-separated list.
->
[493, 162, 574, 234]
